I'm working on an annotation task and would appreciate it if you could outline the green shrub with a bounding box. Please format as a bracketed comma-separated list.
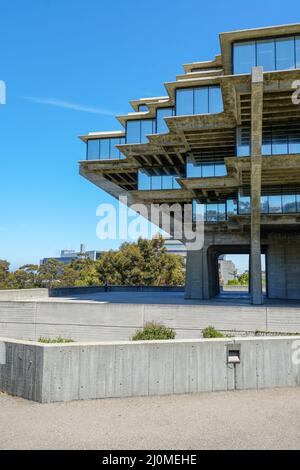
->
[132, 322, 176, 341]
[202, 326, 224, 338]
[38, 336, 74, 343]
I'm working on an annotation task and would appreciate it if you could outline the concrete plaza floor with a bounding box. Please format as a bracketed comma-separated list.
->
[1, 388, 300, 450]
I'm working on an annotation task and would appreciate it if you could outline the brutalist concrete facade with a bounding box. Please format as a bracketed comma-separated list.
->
[79, 24, 300, 304]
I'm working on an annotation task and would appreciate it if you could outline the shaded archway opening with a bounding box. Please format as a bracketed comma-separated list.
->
[207, 245, 267, 300]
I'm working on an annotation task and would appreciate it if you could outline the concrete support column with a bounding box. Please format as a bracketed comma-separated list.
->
[185, 247, 210, 299]
[250, 67, 264, 305]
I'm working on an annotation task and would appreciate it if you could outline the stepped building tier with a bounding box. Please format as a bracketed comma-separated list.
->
[80, 24, 300, 304]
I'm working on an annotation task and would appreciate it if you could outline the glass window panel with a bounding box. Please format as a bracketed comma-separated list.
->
[275, 37, 295, 70]
[257, 40, 275, 71]
[237, 127, 251, 156]
[194, 87, 208, 114]
[262, 133, 272, 155]
[233, 41, 256, 74]
[138, 170, 151, 190]
[176, 89, 193, 115]
[151, 175, 162, 190]
[126, 121, 140, 144]
[202, 164, 215, 177]
[100, 139, 110, 159]
[282, 194, 296, 213]
[162, 175, 173, 190]
[297, 194, 300, 212]
[215, 164, 227, 176]
[272, 131, 288, 154]
[288, 131, 300, 154]
[268, 195, 282, 213]
[296, 38, 300, 68]
[186, 158, 202, 177]
[227, 199, 237, 217]
[156, 108, 173, 134]
[87, 139, 100, 160]
[140, 120, 154, 143]
[217, 203, 226, 221]
[206, 204, 218, 222]
[239, 196, 251, 214]
[109, 138, 120, 159]
[209, 86, 223, 113]
[192, 201, 204, 222]
[173, 177, 181, 189]
[260, 196, 269, 213]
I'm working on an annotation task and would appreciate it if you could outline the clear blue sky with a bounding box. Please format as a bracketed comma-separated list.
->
[0, 0, 298, 271]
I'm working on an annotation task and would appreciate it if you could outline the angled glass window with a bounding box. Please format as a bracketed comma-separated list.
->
[233, 41, 256, 74]
[140, 119, 155, 143]
[297, 194, 300, 212]
[257, 40, 275, 71]
[288, 125, 300, 153]
[215, 163, 227, 176]
[209, 86, 223, 113]
[282, 194, 296, 213]
[186, 158, 202, 177]
[237, 127, 251, 157]
[202, 164, 215, 177]
[238, 195, 251, 214]
[126, 120, 155, 144]
[87, 137, 125, 160]
[192, 201, 205, 222]
[272, 128, 288, 155]
[156, 107, 173, 134]
[227, 199, 238, 217]
[100, 139, 110, 158]
[233, 36, 300, 74]
[206, 203, 218, 222]
[126, 121, 141, 144]
[138, 170, 151, 190]
[87, 139, 100, 160]
[138, 170, 181, 190]
[260, 196, 269, 214]
[268, 195, 282, 213]
[176, 86, 222, 116]
[151, 175, 162, 190]
[275, 37, 295, 70]
[194, 87, 208, 114]
[176, 89, 193, 115]
[296, 38, 300, 68]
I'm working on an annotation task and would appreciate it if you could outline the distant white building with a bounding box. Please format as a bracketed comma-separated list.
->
[218, 256, 237, 285]
[41, 244, 103, 265]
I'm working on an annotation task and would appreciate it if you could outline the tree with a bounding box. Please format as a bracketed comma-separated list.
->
[0, 260, 10, 288]
[4, 264, 39, 289]
[96, 236, 185, 286]
[37, 259, 64, 288]
[61, 257, 99, 287]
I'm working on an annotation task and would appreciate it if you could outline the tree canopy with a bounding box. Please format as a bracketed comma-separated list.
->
[0, 237, 185, 289]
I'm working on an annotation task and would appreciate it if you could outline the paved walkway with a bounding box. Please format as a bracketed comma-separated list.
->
[1, 388, 300, 449]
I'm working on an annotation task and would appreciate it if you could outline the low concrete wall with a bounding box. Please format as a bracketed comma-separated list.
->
[1, 336, 299, 403]
[1, 300, 300, 342]
[0, 288, 49, 300]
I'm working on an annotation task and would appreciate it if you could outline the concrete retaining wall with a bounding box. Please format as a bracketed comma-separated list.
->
[0, 289, 49, 300]
[1, 336, 300, 403]
[1, 300, 300, 342]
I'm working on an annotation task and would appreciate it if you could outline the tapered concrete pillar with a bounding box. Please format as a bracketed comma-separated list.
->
[185, 247, 210, 299]
[250, 67, 264, 305]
